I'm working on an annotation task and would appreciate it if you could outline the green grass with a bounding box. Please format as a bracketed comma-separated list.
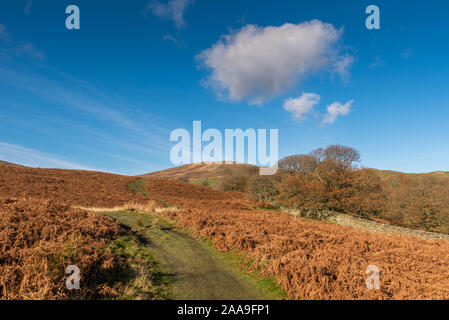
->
[201, 238, 288, 299]
[104, 221, 171, 300]
[127, 178, 148, 196]
[190, 178, 220, 188]
[127, 178, 175, 208]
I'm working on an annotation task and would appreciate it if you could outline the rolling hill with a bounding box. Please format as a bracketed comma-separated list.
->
[139, 162, 258, 181]
[373, 168, 449, 181]
[142, 163, 449, 185]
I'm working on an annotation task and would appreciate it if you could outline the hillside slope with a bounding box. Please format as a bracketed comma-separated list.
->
[142, 164, 449, 185]
[0, 160, 23, 167]
[0, 167, 280, 300]
[145, 178, 449, 299]
[3, 166, 449, 299]
[140, 162, 257, 181]
[0, 197, 127, 299]
[0, 166, 148, 207]
[374, 168, 449, 181]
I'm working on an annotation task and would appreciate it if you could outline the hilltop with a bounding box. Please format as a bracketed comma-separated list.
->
[140, 162, 257, 181]
[373, 168, 449, 181]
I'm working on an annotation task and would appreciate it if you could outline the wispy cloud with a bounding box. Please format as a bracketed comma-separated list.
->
[0, 100, 169, 174]
[0, 142, 96, 170]
[0, 65, 174, 155]
[0, 25, 136, 131]
[321, 100, 354, 125]
[0, 24, 44, 60]
[144, 0, 193, 30]
[0, 24, 11, 41]
[163, 33, 186, 47]
[0, 24, 173, 174]
[333, 54, 354, 81]
[24, 0, 33, 15]
[15, 42, 44, 60]
[0, 67, 138, 131]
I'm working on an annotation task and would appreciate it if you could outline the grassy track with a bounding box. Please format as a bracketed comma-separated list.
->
[104, 210, 284, 300]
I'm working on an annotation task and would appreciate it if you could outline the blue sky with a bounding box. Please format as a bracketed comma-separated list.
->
[0, 0, 448, 175]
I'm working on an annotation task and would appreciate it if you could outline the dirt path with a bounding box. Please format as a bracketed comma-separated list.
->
[105, 211, 281, 300]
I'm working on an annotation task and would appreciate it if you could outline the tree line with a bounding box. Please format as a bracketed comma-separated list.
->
[217, 144, 449, 234]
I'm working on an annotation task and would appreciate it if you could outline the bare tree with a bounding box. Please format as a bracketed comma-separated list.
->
[278, 145, 360, 174]
[323, 144, 360, 167]
[278, 154, 318, 173]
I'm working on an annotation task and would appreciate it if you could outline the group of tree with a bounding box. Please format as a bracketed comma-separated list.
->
[381, 173, 449, 233]
[218, 144, 449, 234]
[275, 145, 384, 218]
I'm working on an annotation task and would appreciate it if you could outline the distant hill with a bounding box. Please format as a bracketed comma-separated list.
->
[139, 162, 258, 181]
[0, 160, 23, 167]
[371, 168, 449, 182]
[142, 163, 449, 186]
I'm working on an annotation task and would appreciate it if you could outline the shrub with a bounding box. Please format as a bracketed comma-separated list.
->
[218, 174, 248, 192]
[381, 173, 449, 233]
[218, 166, 259, 192]
[247, 175, 281, 203]
[127, 178, 148, 196]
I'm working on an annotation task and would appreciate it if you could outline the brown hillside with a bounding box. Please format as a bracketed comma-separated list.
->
[140, 162, 257, 181]
[0, 160, 23, 167]
[143, 163, 449, 185]
[3, 166, 449, 299]
[372, 168, 449, 181]
[145, 178, 449, 300]
[0, 197, 124, 299]
[0, 166, 148, 207]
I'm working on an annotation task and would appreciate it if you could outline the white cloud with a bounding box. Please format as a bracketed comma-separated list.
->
[0, 142, 95, 170]
[321, 100, 354, 125]
[333, 54, 354, 80]
[145, 0, 192, 30]
[197, 20, 352, 105]
[283, 93, 320, 121]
